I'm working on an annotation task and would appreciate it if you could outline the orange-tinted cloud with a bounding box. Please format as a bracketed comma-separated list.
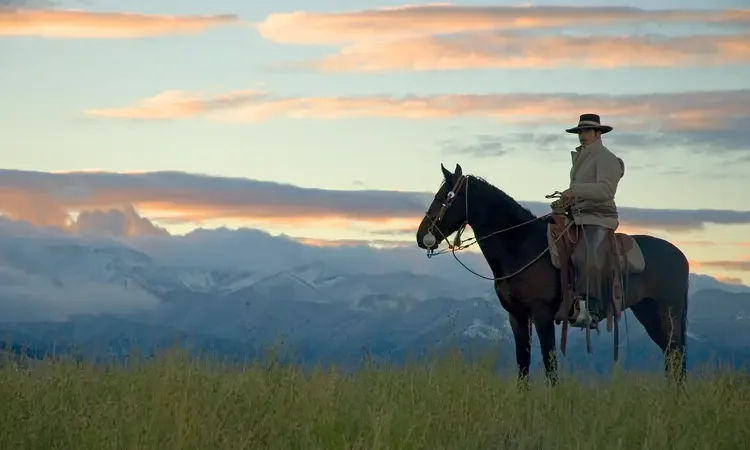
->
[296, 237, 411, 248]
[715, 276, 746, 285]
[138, 201, 417, 231]
[300, 32, 750, 72]
[1, 169, 750, 236]
[0, 184, 168, 237]
[690, 259, 750, 285]
[84, 88, 750, 133]
[0, 9, 239, 38]
[0, 170, 429, 234]
[85, 90, 264, 120]
[675, 239, 750, 248]
[699, 260, 750, 272]
[255, 4, 749, 45]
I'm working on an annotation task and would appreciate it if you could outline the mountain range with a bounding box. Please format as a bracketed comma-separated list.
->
[1, 217, 748, 376]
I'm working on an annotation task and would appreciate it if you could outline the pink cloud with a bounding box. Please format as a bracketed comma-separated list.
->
[83, 88, 750, 132]
[84, 90, 264, 120]
[300, 32, 750, 72]
[0, 9, 239, 38]
[295, 236, 411, 248]
[255, 4, 750, 45]
[699, 260, 750, 272]
[674, 240, 750, 248]
[714, 276, 747, 285]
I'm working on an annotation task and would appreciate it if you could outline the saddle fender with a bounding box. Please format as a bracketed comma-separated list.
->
[546, 222, 645, 273]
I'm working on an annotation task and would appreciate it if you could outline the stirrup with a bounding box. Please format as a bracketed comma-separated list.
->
[572, 299, 599, 329]
[572, 299, 590, 327]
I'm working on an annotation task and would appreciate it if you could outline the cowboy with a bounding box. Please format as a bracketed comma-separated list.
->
[560, 113, 625, 329]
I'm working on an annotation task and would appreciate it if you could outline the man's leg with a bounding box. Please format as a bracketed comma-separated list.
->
[570, 224, 609, 327]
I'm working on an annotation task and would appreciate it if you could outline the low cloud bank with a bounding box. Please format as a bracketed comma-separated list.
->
[2, 169, 750, 234]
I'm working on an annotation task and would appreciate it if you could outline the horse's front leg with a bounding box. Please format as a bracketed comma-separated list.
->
[533, 312, 559, 387]
[508, 310, 532, 388]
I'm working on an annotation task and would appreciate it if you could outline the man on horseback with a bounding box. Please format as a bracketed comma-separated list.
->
[559, 113, 625, 329]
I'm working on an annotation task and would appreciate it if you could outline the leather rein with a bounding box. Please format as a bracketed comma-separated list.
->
[421, 175, 571, 282]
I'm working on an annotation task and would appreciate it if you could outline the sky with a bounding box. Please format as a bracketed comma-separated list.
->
[1, 0, 749, 285]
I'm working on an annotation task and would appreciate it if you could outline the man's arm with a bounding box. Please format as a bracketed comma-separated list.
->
[570, 154, 624, 202]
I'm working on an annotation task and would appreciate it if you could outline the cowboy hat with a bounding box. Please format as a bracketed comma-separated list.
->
[565, 113, 613, 134]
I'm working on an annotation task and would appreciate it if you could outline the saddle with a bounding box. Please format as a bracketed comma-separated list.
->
[546, 216, 645, 274]
[546, 210, 645, 338]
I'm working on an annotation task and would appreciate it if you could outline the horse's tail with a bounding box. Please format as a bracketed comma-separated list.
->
[682, 276, 689, 349]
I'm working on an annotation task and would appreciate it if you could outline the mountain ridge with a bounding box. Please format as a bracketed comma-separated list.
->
[0, 218, 748, 374]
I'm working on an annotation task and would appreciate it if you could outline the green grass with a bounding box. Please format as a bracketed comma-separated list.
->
[1, 349, 748, 450]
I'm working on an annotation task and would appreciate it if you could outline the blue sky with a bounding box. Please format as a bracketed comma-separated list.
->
[1, 0, 749, 283]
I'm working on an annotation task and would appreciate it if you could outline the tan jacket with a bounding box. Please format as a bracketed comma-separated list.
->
[568, 139, 624, 230]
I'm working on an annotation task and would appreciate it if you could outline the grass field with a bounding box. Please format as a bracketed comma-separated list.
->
[1, 349, 749, 450]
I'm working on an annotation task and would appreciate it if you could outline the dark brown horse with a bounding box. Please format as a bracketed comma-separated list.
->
[416, 163, 689, 385]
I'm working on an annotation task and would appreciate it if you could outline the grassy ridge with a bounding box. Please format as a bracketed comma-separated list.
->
[1, 349, 748, 450]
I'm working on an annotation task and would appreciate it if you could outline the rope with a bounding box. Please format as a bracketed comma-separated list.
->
[446, 221, 572, 282]
[425, 180, 570, 282]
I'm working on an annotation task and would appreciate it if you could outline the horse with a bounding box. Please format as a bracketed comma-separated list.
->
[415, 163, 689, 386]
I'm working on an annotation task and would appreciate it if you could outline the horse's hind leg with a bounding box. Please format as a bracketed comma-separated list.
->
[630, 297, 687, 382]
[662, 296, 688, 384]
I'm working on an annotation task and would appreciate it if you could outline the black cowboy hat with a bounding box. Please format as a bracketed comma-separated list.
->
[565, 113, 613, 134]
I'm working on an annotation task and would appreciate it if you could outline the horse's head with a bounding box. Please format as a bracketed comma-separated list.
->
[416, 163, 468, 250]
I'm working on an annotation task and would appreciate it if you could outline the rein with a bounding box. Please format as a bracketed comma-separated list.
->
[422, 176, 572, 282]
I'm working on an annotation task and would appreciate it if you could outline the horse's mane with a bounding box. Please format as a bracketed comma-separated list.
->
[467, 175, 538, 224]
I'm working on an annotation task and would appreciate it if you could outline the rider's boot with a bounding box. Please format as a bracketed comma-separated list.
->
[572, 296, 601, 329]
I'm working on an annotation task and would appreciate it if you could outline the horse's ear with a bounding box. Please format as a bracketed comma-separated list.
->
[454, 163, 462, 178]
[440, 163, 453, 182]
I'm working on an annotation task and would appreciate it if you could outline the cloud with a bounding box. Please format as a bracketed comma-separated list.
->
[73, 205, 169, 238]
[670, 118, 750, 153]
[441, 134, 508, 158]
[255, 4, 750, 45]
[83, 89, 750, 136]
[0, 169, 429, 232]
[445, 115, 750, 156]
[0, 218, 163, 322]
[0, 218, 494, 288]
[0, 187, 169, 237]
[297, 31, 750, 72]
[445, 132, 569, 157]
[1, 169, 750, 235]
[85, 90, 265, 120]
[0, 8, 239, 38]
[0, 0, 54, 8]
[674, 240, 750, 248]
[296, 236, 411, 248]
[699, 260, 750, 272]
[715, 276, 746, 285]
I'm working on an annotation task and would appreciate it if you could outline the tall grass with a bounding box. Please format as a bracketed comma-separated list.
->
[1, 348, 748, 449]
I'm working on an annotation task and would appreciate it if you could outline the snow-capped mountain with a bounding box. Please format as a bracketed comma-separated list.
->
[0, 218, 748, 373]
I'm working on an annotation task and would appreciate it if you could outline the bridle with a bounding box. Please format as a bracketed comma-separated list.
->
[421, 175, 469, 255]
[420, 175, 571, 281]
